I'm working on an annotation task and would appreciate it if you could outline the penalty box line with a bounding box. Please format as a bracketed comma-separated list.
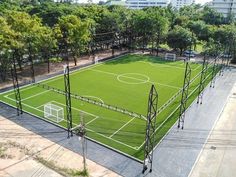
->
[36, 99, 140, 150]
[6, 87, 143, 150]
[4, 94, 139, 150]
[51, 101, 141, 150]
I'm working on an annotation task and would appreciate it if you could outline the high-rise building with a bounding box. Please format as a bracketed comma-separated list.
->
[208, 0, 236, 17]
[126, 0, 168, 9]
[170, 0, 195, 10]
[105, 0, 169, 9]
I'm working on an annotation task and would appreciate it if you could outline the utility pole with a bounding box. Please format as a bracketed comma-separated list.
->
[73, 113, 87, 173]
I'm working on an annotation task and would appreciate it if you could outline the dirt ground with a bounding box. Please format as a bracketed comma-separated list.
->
[189, 83, 236, 177]
[0, 115, 121, 177]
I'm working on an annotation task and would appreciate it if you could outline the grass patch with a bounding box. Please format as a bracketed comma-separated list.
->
[36, 156, 88, 177]
[0, 54, 218, 160]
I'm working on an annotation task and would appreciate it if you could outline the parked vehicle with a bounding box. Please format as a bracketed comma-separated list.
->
[183, 50, 197, 57]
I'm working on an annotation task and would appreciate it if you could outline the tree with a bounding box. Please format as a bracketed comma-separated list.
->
[39, 26, 57, 73]
[167, 26, 196, 55]
[187, 20, 211, 41]
[5, 11, 53, 71]
[0, 16, 22, 81]
[145, 7, 169, 55]
[201, 6, 224, 25]
[55, 15, 91, 66]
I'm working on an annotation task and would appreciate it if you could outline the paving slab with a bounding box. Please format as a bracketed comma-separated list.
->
[189, 83, 236, 177]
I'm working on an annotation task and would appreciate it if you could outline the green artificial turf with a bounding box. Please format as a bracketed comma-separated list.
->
[0, 54, 217, 160]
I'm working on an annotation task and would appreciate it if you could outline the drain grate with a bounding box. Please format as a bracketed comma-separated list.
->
[210, 146, 216, 150]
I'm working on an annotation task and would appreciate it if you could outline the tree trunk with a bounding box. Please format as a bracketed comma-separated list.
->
[47, 54, 50, 73]
[73, 55, 77, 66]
[142, 37, 145, 53]
[180, 48, 183, 56]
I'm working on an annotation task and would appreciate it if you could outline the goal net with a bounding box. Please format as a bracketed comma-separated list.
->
[165, 53, 176, 61]
[95, 56, 99, 64]
[44, 103, 64, 123]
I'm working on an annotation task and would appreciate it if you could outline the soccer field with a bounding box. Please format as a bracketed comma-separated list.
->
[0, 54, 214, 160]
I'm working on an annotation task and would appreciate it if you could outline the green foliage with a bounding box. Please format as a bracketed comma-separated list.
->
[0, 1, 235, 80]
[167, 26, 196, 55]
[49, 57, 63, 63]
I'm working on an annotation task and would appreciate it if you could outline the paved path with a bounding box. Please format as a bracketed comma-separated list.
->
[189, 83, 236, 177]
[0, 68, 236, 177]
[145, 68, 236, 177]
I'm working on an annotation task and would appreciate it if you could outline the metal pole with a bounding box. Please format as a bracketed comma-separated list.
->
[178, 62, 191, 129]
[142, 85, 158, 174]
[11, 51, 23, 116]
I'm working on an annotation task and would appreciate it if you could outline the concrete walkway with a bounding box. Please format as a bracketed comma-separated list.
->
[145, 68, 236, 177]
[189, 83, 236, 177]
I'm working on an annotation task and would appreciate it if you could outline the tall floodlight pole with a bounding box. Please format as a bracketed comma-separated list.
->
[197, 55, 208, 104]
[11, 51, 23, 116]
[178, 33, 192, 129]
[178, 62, 191, 129]
[210, 56, 218, 88]
[143, 84, 158, 174]
[63, 30, 73, 138]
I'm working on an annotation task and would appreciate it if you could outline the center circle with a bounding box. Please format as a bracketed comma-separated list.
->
[117, 73, 150, 84]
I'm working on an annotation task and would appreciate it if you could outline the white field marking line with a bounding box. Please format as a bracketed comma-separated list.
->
[51, 101, 100, 126]
[68, 119, 138, 150]
[82, 95, 104, 104]
[137, 71, 213, 150]
[0, 98, 142, 163]
[4, 95, 45, 113]
[50, 102, 139, 150]
[50, 101, 97, 118]
[138, 61, 185, 70]
[139, 61, 201, 71]
[36, 101, 51, 109]
[1, 53, 130, 96]
[85, 126, 138, 150]
[193, 64, 202, 71]
[187, 72, 232, 177]
[90, 68, 182, 90]
[3, 94, 138, 150]
[52, 100, 138, 145]
[117, 73, 150, 85]
[109, 117, 136, 138]
[85, 116, 100, 126]
[21, 90, 51, 101]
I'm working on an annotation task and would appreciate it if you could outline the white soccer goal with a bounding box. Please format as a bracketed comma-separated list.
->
[95, 56, 99, 64]
[165, 53, 176, 61]
[44, 103, 64, 123]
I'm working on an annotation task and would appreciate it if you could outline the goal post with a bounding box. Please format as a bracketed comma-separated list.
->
[165, 53, 176, 61]
[95, 56, 99, 64]
[44, 103, 64, 123]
